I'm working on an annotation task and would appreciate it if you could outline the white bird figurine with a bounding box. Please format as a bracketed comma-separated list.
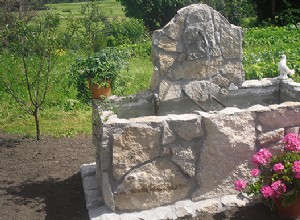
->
[278, 54, 295, 79]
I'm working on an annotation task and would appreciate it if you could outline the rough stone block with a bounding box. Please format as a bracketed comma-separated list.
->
[112, 125, 161, 180]
[258, 102, 300, 131]
[114, 158, 191, 211]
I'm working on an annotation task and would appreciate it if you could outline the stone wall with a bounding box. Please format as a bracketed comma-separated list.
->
[151, 4, 244, 102]
[93, 101, 300, 211]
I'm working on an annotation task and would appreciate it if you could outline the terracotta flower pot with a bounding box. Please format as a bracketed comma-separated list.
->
[274, 197, 300, 219]
[88, 81, 111, 99]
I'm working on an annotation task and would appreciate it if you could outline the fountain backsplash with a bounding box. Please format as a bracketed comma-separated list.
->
[92, 4, 300, 212]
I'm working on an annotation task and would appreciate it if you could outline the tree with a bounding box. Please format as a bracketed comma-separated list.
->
[79, 1, 109, 53]
[253, 0, 300, 25]
[116, 0, 200, 31]
[0, 11, 60, 140]
[200, 0, 255, 26]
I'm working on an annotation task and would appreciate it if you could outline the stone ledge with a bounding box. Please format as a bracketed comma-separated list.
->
[81, 163, 257, 220]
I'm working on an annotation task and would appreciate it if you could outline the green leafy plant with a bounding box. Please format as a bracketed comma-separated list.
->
[71, 48, 127, 101]
[234, 133, 300, 209]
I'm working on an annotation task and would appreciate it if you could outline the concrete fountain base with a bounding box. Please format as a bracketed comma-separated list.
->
[80, 163, 256, 220]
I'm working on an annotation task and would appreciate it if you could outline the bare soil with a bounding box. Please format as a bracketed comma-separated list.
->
[0, 133, 94, 220]
[0, 133, 289, 220]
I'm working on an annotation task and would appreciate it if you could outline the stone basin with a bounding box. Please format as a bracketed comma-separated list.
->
[92, 78, 300, 212]
[89, 3, 300, 215]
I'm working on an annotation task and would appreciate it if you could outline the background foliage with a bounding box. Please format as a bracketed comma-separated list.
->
[0, 0, 299, 138]
[116, 0, 199, 31]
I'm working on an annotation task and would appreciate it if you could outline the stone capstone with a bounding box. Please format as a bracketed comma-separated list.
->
[258, 102, 300, 131]
[151, 3, 243, 99]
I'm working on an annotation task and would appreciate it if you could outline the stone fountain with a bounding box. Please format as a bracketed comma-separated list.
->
[81, 4, 300, 220]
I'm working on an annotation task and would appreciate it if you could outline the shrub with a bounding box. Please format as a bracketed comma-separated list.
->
[70, 48, 128, 102]
[107, 18, 149, 46]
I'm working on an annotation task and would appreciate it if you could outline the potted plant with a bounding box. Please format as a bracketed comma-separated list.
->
[234, 133, 300, 218]
[71, 48, 126, 100]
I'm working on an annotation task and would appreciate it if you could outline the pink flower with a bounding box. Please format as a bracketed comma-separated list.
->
[260, 186, 274, 198]
[283, 133, 300, 152]
[292, 161, 300, 173]
[273, 163, 284, 174]
[295, 173, 300, 179]
[271, 180, 286, 198]
[252, 148, 272, 166]
[234, 179, 247, 191]
[250, 169, 259, 177]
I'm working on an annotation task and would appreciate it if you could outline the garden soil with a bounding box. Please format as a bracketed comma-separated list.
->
[0, 133, 289, 220]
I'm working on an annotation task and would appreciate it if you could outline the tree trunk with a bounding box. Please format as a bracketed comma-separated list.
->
[33, 109, 40, 141]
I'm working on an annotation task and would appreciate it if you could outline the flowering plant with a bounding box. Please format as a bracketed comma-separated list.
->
[234, 133, 300, 208]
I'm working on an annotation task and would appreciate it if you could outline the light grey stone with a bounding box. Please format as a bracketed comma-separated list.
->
[285, 127, 300, 135]
[171, 144, 196, 177]
[81, 162, 96, 178]
[102, 172, 115, 211]
[162, 121, 176, 145]
[241, 80, 262, 88]
[159, 80, 182, 101]
[83, 175, 98, 190]
[174, 200, 196, 218]
[228, 83, 238, 91]
[194, 110, 256, 200]
[257, 129, 284, 147]
[212, 74, 230, 87]
[258, 102, 300, 131]
[114, 158, 191, 211]
[151, 4, 243, 99]
[150, 67, 159, 91]
[168, 114, 203, 141]
[85, 189, 103, 210]
[112, 125, 161, 180]
[193, 198, 222, 214]
[184, 81, 220, 103]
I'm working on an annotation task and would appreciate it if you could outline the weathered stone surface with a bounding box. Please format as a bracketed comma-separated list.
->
[258, 102, 300, 131]
[158, 35, 184, 52]
[184, 81, 220, 103]
[257, 128, 284, 147]
[228, 83, 238, 90]
[212, 74, 230, 87]
[222, 61, 244, 85]
[194, 110, 256, 200]
[159, 80, 182, 101]
[112, 125, 161, 180]
[150, 67, 159, 91]
[285, 127, 300, 135]
[171, 58, 222, 81]
[171, 144, 196, 177]
[193, 163, 251, 201]
[162, 121, 176, 145]
[152, 4, 243, 100]
[219, 25, 242, 59]
[102, 172, 115, 211]
[164, 13, 185, 40]
[114, 158, 191, 210]
[241, 80, 262, 88]
[159, 54, 177, 73]
[168, 114, 203, 141]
